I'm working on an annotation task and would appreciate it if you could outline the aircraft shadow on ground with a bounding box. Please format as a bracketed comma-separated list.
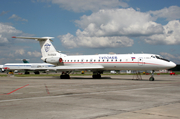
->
[52, 76, 111, 80]
[52, 76, 153, 81]
[15, 75, 172, 81]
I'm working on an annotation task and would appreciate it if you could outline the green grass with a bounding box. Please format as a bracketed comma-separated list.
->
[0, 74, 8, 77]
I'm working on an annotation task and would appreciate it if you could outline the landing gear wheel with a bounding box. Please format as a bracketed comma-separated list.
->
[34, 71, 40, 74]
[60, 75, 70, 79]
[149, 76, 154, 81]
[25, 72, 30, 74]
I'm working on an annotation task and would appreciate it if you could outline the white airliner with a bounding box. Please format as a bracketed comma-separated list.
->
[12, 36, 176, 81]
[2, 59, 56, 74]
[3, 63, 55, 74]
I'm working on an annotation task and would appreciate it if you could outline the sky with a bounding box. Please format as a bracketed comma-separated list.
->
[1, 0, 180, 64]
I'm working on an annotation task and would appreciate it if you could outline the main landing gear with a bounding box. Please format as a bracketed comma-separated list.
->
[149, 70, 155, 81]
[24, 71, 30, 74]
[92, 71, 102, 79]
[34, 71, 40, 74]
[60, 71, 70, 79]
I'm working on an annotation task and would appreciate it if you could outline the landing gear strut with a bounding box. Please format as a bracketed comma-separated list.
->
[60, 71, 70, 79]
[34, 71, 40, 74]
[149, 70, 155, 81]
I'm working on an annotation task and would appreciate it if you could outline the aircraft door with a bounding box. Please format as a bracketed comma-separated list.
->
[138, 57, 144, 66]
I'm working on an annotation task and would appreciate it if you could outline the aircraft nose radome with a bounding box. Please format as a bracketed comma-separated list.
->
[170, 62, 176, 68]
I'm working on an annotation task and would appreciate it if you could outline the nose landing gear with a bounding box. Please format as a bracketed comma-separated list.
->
[149, 70, 155, 81]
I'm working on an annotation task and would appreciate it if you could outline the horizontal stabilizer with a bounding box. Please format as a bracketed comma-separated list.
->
[12, 36, 54, 41]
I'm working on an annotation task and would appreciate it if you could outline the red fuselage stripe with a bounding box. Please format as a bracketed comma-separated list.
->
[63, 62, 163, 66]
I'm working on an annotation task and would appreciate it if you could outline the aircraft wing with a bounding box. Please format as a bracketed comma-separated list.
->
[12, 36, 54, 41]
[47, 65, 104, 71]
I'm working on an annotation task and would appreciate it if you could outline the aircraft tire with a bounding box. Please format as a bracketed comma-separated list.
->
[97, 74, 101, 79]
[60, 75, 70, 79]
[149, 77, 154, 81]
[34, 71, 40, 74]
[25, 72, 30, 74]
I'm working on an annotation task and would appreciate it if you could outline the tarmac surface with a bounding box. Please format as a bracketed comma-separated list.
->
[0, 75, 180, 119]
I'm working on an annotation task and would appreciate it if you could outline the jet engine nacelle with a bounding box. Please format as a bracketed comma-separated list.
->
[44, 57, 63, 64]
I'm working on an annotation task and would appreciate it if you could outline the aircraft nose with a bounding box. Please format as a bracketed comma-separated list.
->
[170, 62, 176, 68]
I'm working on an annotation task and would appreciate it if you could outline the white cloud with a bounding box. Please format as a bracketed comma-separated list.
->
[59, 33, 133, 48]
[27, 51, 42, 57]
[0, 23, 23, 44]
[144, 20, 180, 45]
[0, 11, 9, 16]
[59, 8, 165, 48]
[36, 0, 128, 12]
[160, 52, 176, 59]
[75, 8, 164, 37]
[160, 52, 180, 64]
[149, 6, 180, 21]
[9, 14, 28, 22]
[15, 49, 25, 55]
[59, 7, 180, 48]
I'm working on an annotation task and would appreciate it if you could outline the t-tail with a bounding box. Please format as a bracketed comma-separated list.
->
[12, 36, 65, 65]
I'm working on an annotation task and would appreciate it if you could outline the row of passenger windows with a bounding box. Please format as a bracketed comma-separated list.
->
[63, 59, 124, 62]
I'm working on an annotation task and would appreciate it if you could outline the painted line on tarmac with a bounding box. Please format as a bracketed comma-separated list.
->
[0, 84, 29, 95]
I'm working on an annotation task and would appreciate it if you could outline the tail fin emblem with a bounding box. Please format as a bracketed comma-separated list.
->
[44, 43, 51, 52]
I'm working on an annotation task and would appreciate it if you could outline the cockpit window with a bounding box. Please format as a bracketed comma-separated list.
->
[155, 55, 170, 62]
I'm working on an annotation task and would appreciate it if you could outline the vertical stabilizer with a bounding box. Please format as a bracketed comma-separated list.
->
[39, 38, 57, 58]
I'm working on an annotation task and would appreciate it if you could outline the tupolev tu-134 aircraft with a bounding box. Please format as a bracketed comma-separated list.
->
[12, 36, 176, 81]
